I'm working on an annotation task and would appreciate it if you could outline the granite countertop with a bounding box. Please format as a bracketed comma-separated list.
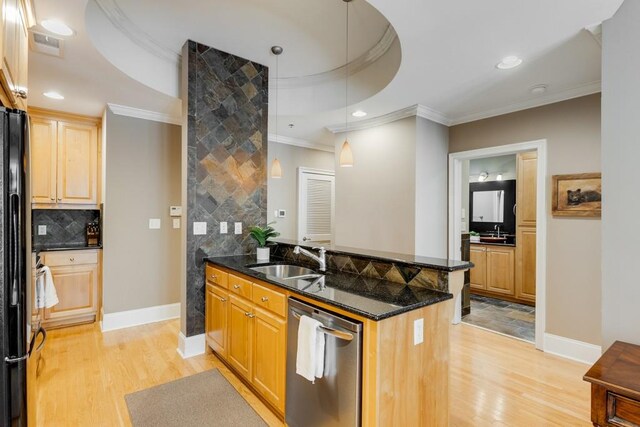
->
[34, 245, 103, 253]
[205, 255, 453, 321]
[273, 238, 472, 272]
[470, 241, 516, 247]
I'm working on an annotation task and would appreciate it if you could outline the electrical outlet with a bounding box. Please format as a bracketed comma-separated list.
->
[234, 222, 242, 234]
[220, 222, 228, 234]
[38, 225, 47, 235]
[193, 222, 207, 235]
[413, 318, 424, 345]
[173, 218, 180, 229]
[149, 218, 161, 229]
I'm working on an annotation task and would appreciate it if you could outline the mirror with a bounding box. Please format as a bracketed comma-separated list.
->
[472, 190, 504, 223]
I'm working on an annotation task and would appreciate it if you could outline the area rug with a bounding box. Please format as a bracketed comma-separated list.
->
[125, 369, 268, 427]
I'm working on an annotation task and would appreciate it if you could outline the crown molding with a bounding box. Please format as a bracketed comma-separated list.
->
[107, 103, 182, 126]
[326, 103, 451, 133]
[584, 22, 603, 47]
[95, 0, 181, 64]
[449, 80, 602, 126]
[268, 134, 334, 153]
[275, 25, 397, 90]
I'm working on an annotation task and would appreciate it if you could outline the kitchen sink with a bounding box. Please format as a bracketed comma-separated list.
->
[249, 264, 322, 280]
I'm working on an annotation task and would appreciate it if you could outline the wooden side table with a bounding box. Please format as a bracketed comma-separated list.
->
[584, 341, 640, 427]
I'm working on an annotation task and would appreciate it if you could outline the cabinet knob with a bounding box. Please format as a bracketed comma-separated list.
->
[244, 312, 250, 317]
[57, 198, 62, 201]
[220, 297, 227, 303]
[233, 284, 240, 289]
[247, 313, 255, 318]
[69, 257, 75, 262]
[14, 89, 27, 99]
[210, 274, 217, 280]
[261, 297, 269, 302]
[50, 197, 55, 201]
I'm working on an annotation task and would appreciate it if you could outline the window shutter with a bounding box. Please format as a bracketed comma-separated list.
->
[306, 178, 332, 235]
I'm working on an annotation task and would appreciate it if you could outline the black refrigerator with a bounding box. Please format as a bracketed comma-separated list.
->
[0, 108, 29, 426]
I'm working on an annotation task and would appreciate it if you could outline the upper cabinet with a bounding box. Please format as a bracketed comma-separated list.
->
[516, 151, 538, 227]
[30, 109, 101, 208]
[0, 0, 33, 110]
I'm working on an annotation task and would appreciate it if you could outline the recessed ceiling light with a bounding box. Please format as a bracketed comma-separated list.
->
[530, 84, 548, 95]
[352, 110, 367, 118]
[496, 55, 523, 70]
[43, 91, 64, 100]
[41, 20, 74, 36]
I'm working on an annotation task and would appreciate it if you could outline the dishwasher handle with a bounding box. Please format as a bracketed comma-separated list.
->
[291, 309, 354, 342]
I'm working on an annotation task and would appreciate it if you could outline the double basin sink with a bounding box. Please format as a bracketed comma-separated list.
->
[249, 264, 323, 280]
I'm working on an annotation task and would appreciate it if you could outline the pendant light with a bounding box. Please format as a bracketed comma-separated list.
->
[340, 0, 354, 167]
[271, 45, 283, 178]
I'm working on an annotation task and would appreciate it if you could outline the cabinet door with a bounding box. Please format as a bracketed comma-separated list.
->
[486, 247, 515, 296]
[1, 0, 19, 101]
[45, 263, 98, 321]
[228, 295, 253, 381]
[469, 246, 487, 290]
[13, 0, 27, 110]
[516, 152, 537, 227]
[205, 284, 228, 358]
[252, 306, 286, 412]
[57, 121, 98, 204]
[30, 118, 58, 203]
[516, 226, 537, 302]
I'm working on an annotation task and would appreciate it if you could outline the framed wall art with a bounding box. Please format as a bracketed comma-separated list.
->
[551, 173, 601, 217]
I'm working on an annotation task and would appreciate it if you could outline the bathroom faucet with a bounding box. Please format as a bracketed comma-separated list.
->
[494, 224, 501, 237]
[293, 246, 326, 272]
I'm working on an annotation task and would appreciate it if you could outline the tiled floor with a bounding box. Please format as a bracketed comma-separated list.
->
[462, 294, 535, 342]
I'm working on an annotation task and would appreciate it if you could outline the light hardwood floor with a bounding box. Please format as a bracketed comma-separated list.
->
[35, 320, 591, 426]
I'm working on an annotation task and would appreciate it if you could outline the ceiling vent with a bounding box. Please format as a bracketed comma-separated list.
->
[30, 32, 64, 57]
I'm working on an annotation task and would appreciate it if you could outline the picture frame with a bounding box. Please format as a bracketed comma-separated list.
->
[551, 173, 601, 217]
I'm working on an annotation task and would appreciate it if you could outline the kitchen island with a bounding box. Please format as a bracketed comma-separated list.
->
[204, 244, 471, 426]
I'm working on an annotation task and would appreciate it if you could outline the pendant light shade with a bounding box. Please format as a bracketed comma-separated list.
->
[271, 158, 283, 178]
[340, 139, 353, 167]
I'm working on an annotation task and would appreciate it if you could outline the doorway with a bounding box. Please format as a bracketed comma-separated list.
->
[448, 140, 547, 350]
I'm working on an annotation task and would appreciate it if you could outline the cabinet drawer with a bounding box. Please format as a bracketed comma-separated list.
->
[608, 392, 640, 426]
[206, 265, 228, 289]
[43, 251, 98, 267]
[252, 282, 286, 317]
[228, 274, 252, 300]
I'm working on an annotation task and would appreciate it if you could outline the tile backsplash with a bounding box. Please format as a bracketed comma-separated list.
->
[32, 209, 100, 251]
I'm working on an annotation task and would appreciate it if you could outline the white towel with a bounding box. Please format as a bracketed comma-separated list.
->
[36, 266, 59, 309]
[296, 315, 325, 383]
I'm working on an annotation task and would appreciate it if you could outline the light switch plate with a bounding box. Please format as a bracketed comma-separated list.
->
[234, 222, 242, 234]
[149, 218, 161, 229]
[193, 222, 207, 235]
[173, 218, 181, 229]
[38, 225, 47, 235]
[220, 222, 228, 234]
[278, 209, 286, 218]
[461, 208, 466, 219]
[413, 318, 424, 345]
[170, 206, 182, 217]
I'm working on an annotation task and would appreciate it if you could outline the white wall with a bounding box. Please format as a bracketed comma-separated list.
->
[103, 111, 181, 313]
[415, 116, 449, 258]
[267, 142, 334, 240]
[601, 0, 640, 349]
[469, 155, 517, 183]
[334, 117, 417, 254]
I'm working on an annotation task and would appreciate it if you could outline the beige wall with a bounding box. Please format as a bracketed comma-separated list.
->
[450, 94, 602, 345]
[601, 0, 640, 348]
[103, 111, 181, 313]
[267, 142, 334, 240]
[334, 116, 417, 254]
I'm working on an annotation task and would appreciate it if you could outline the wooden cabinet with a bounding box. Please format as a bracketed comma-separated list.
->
[515, 151, 537, 303]
[470, 244, 521, 301]
[205, 284, 228, 358]
[469, 245, 487, 290]
[205, 267, 287, 415]
[0, 0, 32, 110]
[29, 109, 101, 208]
[39, 249, 100, 328]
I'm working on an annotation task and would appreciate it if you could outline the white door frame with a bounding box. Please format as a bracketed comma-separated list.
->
[297, 167, 336, 242]
[448, 139, 548, 350]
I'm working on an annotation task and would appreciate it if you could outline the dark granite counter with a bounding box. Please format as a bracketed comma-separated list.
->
[205, 255, 453, 321]
[34, 245, 102, 253]
[273, 238, 472, 272]
[470, 241, 516, 247]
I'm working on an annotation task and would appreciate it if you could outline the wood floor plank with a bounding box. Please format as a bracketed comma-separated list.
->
[35, 319, 591, 426]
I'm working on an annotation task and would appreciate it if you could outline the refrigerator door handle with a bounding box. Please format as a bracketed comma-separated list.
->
[9, 193, 19, 306]
[4, 354, 29, 364]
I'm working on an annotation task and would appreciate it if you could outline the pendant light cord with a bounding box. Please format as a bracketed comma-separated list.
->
[345, 1, 349, 139]
[275, 52, 279, 148]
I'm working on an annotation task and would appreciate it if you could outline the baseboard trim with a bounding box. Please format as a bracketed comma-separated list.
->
[177, 332, 205, 359]
[544, 333, 602, 365]
[100, 303, 180, 332]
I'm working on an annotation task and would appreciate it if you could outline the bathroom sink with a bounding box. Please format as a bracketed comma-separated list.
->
[249, 264, 322, 280]
[480, 236, 507, 243]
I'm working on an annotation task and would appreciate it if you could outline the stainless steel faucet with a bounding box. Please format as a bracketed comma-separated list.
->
[494, 224, 502, 237]
[293, 246, 326, 272]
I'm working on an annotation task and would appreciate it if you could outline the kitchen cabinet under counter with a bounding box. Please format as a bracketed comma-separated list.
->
[205, 254, 459, 426]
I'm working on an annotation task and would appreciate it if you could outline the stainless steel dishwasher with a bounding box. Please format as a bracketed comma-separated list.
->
[286, 298, 363, 427]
